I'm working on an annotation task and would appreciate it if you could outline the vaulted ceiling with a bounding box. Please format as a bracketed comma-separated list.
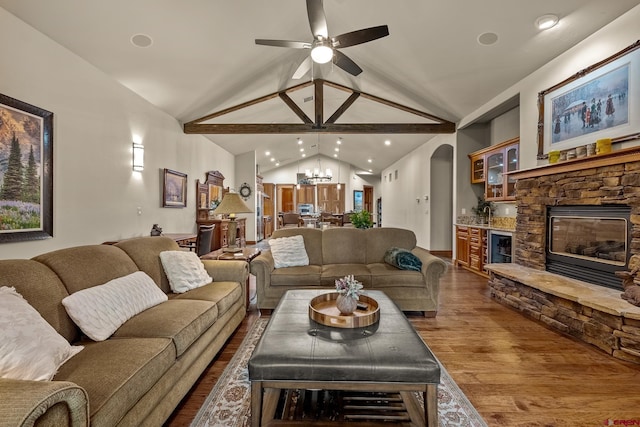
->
[1, 0, 639, 174]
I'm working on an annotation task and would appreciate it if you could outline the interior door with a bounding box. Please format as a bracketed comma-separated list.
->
[363, 185, 374, 214]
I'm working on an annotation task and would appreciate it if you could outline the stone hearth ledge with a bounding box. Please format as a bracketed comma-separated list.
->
[485, 263, 640, 320]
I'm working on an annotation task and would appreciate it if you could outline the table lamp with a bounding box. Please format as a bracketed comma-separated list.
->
[212, 192, 252, 252]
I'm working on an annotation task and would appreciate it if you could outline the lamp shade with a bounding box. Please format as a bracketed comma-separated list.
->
[212, 192, 252, 216]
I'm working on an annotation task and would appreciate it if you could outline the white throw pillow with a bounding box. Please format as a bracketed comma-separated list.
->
[159, 250, 213, 293]
[62, 271, 167, 341]
[0, 287, 83, 381]
[269, 235, 310, 268]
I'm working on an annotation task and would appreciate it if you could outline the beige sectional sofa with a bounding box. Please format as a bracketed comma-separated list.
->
[250, 227, 447, 316]
[0, 236, 248, 427]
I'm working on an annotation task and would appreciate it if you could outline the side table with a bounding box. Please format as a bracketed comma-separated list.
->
[200, 247, 261, 309]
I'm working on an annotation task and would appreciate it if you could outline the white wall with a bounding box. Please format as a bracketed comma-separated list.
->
[460, 5, 640, 171]
[0, 8, 235, 259]
[381, 134, 455, 249]
[235, 151, 256, 241]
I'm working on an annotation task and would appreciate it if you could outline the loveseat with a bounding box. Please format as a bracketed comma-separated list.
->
[0, 236, 248, 427]
[250, 227, 447, 316]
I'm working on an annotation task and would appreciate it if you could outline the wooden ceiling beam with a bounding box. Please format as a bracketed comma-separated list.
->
[278, 92, 313, 124]
[183, 79, 456, 134]
[183, 122, 455, 134]
[326, 92, 360, 124]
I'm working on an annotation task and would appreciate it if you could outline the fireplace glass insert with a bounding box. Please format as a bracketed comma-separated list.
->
[546, 205, 631, 290]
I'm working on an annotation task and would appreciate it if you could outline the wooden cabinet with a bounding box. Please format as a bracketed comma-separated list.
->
[196, 217, 246, 251]
[468, 227, 487, 274]
[263, 216, 273, 238]
[468, 137, 519, 201]
[455, 226, 470, 267]
[296, 184, 315, 206]
[316, 183, 345, 214]
[470, 153, 485, 183]
[456, 225, 488, 276]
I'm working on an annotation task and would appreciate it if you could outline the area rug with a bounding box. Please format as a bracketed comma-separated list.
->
[191, 318, 487, 427]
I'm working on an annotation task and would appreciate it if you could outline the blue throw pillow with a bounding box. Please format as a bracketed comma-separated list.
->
[384, 247, 422, 271]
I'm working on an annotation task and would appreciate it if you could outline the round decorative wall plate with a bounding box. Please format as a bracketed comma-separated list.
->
[239, 183, 252, 200]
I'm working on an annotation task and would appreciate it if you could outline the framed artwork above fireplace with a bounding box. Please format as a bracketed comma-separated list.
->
[537, 40, 640, 158]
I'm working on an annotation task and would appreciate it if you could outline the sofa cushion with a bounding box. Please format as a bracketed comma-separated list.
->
[368, 263, 426, 287]
[54, 337, 175, 426]
[62, 271, 168, 341]
[271, 265, 322, 287]
[171, 281, 242, 317]
[159, 250, 212, 293]
[33, 244, 139, 294]
[321, 264, 372, 287]
[365, 228, 417, 264]
[0, 259, 78, 342]
[322, 228, 367, 264]
[115, 236, 180, 293]
[269, 235, 309, 268]
[112, 299, 218, 357]
[0, 287, 83, 381]
[271, 228, 323, 265]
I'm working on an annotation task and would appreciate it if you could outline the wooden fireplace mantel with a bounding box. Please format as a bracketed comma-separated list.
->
[507, 145, 640, 180]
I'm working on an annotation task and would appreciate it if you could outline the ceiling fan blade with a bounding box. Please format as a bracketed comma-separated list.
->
[334, 50, 363, 76]
[255, 39, 311, 49]
[333, 25, 389, 48]
[292, 57, 312, 80]
[306, 0, 328, 38]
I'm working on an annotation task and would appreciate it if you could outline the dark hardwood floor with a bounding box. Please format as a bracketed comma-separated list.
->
[165, 261, 640, 427]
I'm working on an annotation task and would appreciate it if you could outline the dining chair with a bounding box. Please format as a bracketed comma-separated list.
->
[180, 224, 215, 256]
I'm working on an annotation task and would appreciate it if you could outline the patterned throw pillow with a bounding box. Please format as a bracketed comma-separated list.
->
[269, 235, 310, 268]
[0, 287, 83, 380]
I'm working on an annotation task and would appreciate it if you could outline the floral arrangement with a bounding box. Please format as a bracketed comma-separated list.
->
[335, 275, 363, 300]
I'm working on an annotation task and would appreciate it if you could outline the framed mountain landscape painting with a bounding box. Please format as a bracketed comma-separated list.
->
[0, 93, 53, 242]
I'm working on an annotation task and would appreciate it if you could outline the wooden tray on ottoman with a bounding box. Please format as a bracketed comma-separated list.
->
[308, 292, 380, 329]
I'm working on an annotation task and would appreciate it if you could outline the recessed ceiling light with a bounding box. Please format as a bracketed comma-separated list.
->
[334, 154, 338, 158]
[477, 32, 498, 46]
[300, 148, 304, 152]
[368, 169, 372, 172]
[536, 14, 559, 30]
[302, 154, 306, 157]
[275, 162, 280, 166]
[270, 157, 275, 162]
[337, 138, 342, 145]
[384, 140, 391, 146]
[335, 147, 339, 152]
[297, 138, 303, 145]
[265, 151, 270, 156]
[131, 34, 153, 48]
[368, 159, 372, 163]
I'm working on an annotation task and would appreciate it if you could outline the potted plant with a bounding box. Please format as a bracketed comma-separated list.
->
[471, 196, 495, 224]
[335, 275, 364, 315]
[350, 210, 374, 229]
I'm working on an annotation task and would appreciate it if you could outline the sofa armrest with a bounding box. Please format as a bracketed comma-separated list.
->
[411, 247, 447, 309]
[0, 378, 89, 427]
[412, 247, 447, 279]
[249, 251, 275, 307]
[202, 260, 249, 285]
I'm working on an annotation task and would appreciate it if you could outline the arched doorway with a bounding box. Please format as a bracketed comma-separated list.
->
[430, 145, 453, 252]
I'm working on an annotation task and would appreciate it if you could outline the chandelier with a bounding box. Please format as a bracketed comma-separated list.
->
[304, 141, 332, 183]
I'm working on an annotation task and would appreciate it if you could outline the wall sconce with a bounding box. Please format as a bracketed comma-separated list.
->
[132, 142, 144, 171]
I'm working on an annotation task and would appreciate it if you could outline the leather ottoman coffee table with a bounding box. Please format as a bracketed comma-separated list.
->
[249, 289, 440, 426]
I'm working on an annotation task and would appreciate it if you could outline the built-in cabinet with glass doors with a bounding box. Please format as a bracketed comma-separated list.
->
[468, 137, 519, 201]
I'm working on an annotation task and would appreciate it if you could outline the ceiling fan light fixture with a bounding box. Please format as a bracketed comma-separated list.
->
[311, 43, 333, 64]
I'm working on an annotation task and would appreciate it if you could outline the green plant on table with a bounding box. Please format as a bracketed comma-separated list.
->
[350, 210, 373, 229]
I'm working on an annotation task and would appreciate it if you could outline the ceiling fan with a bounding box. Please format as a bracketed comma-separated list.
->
[255, 0, 389, 79]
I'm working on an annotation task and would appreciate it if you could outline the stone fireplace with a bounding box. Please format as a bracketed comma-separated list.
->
[484, 146, 640, 364]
